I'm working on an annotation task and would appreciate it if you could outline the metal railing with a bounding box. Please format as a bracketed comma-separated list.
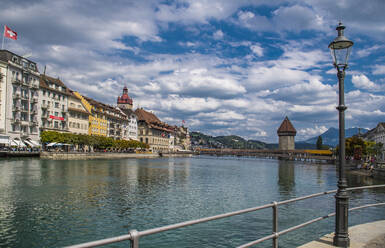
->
[66, 184, 385, 248]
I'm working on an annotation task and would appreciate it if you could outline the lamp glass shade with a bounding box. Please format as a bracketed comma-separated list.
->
[329, 37, 353, 68]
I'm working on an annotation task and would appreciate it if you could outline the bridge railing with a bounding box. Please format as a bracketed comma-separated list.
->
[65, 184, 385, 248]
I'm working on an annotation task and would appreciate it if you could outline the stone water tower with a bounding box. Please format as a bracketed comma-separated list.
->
[277, 116, 296, 150]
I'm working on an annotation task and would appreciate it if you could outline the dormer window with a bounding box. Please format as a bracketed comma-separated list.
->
[12, 56, 19, 64]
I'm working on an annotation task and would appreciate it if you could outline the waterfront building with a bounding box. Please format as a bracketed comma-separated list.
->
[104, 104, 129, 140]
[174, 125, 191, 151]
[117, 86, 138, 140]
[135, 108, 173, 152]
[277, 116, 296, 150]
[364, 122, 385, 159]
[39, 75, 69, 133]
[67, 90, 90, 135]
[0, 50, 41, 145]
[74, 93, 108, 136]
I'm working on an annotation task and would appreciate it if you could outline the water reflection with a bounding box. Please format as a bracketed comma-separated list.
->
[278, 160, 295, 194]
[0, 157, 384, 248]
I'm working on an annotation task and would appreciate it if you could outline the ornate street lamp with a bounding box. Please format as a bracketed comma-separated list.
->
[329, 22, 353, 247]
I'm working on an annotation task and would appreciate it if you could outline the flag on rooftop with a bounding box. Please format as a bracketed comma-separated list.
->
[4, 25, 17, 40]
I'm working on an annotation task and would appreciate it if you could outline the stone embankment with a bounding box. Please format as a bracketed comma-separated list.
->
[299, 220, 385, 248]
[40, 151, 193, 160]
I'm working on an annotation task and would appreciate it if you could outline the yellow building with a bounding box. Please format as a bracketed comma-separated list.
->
[73, 92, 107, 136]
[68, 90, 90, 135]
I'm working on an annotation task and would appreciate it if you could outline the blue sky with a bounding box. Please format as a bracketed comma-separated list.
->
[1, 0, 384, 142]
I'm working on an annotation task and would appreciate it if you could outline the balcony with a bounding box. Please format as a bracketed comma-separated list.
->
[12, 78, 21, 84]
[31, 121, 38, 126]
[31, 109, 38, 115]
[32, 84, 39, 89]
[13, 106, 21, 111]
[13, 92, 21, 99]
[21, 108, 28, 113]
[31, 98, 38, 103]
[41, 103, 50, 109]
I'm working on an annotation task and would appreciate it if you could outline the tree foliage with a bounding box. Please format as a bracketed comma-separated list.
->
[40, 131, 149, 150]
[316, 136, 323, 150]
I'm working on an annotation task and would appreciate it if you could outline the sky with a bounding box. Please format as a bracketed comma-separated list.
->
[1, 0, 384, 143]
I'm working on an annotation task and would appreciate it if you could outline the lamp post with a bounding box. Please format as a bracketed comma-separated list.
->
[329, 22, 353, 247]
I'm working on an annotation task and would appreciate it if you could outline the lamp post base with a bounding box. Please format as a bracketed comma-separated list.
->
[333, 191, 350, 247]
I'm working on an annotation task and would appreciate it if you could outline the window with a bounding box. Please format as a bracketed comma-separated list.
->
[54, 121, 58, 128]
[43, 90, 46, 96]
[55, 102, 59, 108]
[55, 112, 58, 116]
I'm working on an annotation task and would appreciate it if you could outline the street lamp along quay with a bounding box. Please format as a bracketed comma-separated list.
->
[329, 22, 354, 247]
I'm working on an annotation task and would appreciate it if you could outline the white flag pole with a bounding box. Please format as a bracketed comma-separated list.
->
[1, 25, 5, 50]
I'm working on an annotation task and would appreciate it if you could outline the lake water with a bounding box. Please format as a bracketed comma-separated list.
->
[0, 156, 384, 247]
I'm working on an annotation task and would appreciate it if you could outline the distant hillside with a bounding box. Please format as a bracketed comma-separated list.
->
[190, 132, 267, 149]
[305, 127, 369, 147]
[190, 132, 315, 150]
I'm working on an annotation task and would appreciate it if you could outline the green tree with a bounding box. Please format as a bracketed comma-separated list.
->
[316, 136, 323, 150]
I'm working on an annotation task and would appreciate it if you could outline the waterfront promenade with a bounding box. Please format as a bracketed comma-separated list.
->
[299, 220, 385, 248]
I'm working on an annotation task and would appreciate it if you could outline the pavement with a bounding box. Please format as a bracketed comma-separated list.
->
[298, 220, 385, 248]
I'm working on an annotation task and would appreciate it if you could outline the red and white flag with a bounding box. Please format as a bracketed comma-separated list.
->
[4, 25, 17, 40]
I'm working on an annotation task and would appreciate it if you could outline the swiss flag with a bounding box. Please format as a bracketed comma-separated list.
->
[4, 25, 17, 40]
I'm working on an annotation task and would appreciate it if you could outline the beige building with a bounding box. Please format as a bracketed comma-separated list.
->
[277, 116, 296, 150]
[135, 108, 173, 152]
[68, 90, 90, 135]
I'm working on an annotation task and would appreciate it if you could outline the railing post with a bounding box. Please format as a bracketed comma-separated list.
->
[272, 201, 278, 248]
[129, 229, 139, 248]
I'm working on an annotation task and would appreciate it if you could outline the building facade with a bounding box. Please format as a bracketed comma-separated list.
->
[277, 116, 296, 150]
[117, 86, 137, 140]
[364, 122, 385, 159]
[135, 108, 173, 152]
[0, 50, 41, 145]
[174, 126, 191, 151]
[68, 90, 90, 135]
[39, 75, 69, 133]
[75, 94, 108, 137]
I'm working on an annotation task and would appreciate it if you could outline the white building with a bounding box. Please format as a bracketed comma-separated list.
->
[365, 122, 385, 159]
[39, 75, 69, 133]
[119, 108, 138, 140]
[117, 86, 138, 140]
[0, 50, 40, 146]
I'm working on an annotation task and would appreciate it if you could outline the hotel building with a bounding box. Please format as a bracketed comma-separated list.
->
[0, 50, 41, 146]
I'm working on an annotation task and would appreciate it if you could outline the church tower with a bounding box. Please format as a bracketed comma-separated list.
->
[277, 116, 296, 150]
[117, 86, 133, 109]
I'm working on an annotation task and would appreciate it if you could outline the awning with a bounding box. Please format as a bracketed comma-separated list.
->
[0, 136, 9, 145]
[11, 139, 26, 147]
[23, 140, 34, 147]
[29, 140, 41, 147]
[46, 142, 57, 147]
[24, 139, 40, 147]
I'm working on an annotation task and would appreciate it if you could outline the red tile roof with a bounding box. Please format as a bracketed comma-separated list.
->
[135, 108, 173, 132]
[277, 116, 296, 135]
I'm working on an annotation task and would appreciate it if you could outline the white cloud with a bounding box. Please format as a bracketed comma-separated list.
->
[250, 44, 263, 57]
[356, 45, 384, 57]
[351, 74, 381, 91]
[373, 65, 385, 75]
[213, 30, 224, 40]
[272, 5, 327, 32]
[298, 125, 328, 139]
